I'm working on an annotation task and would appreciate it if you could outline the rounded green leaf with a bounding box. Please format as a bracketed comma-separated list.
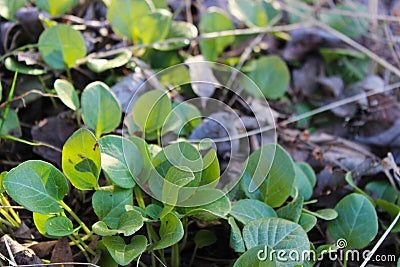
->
[137, 9, 172, 44]
[132, 89, 171, 133]
[299, 213, 317, 232]
[103, 235, 147, 266]
[366, 181, 398, 204]
[229, 0, 281, 27]
[328, 193, 378, 249]
[62, 128, 100, 190]
[293, 162, 316, 200]
[162, 102, 201, 135]
[243, 217, 310, 265]
[243, 144, 295, 207]
[87, 50, 132, 73]
[107, 0, 153, 42]
[0, 0, 25, 20]
[92, 187, 133, 229]
[45, 216, 76, 237]
[99, 135, 143, 188]
[194, 229, 217, 249]
[151, 213, 184, 250]
[199, 8, 235, 61]
[228, 217, 245, 253]
[38, 24, 86, 69]
[230, 199, 277, 225]
[35, 0, 79, 16]
[305, 208, 337, 220]
[3, 160, 68, 214]
[233, 244, 272, 267]
[0, 108, 21, 136]
[155, 21, 198, 51]
[54, 79, 80, 111]
[81, 81, 122, 137]
[243, 56, 290, 99]
[93, 210, 144, 237]
[276, 196, 304, 223]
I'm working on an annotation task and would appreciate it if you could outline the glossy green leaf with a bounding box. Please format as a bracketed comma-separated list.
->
[138, 9, 171, 44]
[304, 208, 337, 220]
[243, 56, 290, 99]
[0, 0, 25, 20]
[132, 90, 171, 133]
[38, 24, 86, 69]
[228, 0, 281, 27]
[103, 235, 147, 266]
[182, 189, 231, 221]
[54, 79, 80, 111]
[96, 241, 118, 267]
[199, 149, 220, 187]
[298, 213, 317, 232]
[92, 187, 133, 229]
[194, 229, 217, 249]
[107, 0, 153, 42]
[45, 216, 76, 237]
[162, 102, 201, 136]
[151, 213, 184, 250]
[230, 199, 277, 225]
[233, 244, 271, 267]
[276, 196, 304, 223]
[146, 204, 163, 220]
[93, 210, 144, 236]
[3, 160, 67, 214]
[319, 2, 368, 38]
[33, 212, 57, 237]
[81, 81, 122, 137]
[345, 172, 374, 205]
[242, 217, 309, 265]
[243, 144, 295, 207]
[99, 135, 142, 188]
[162, 166, 195, 208]
[35, 0, 79, 16]
[62, 128, 100, 190]
[4, 57, 47, 75]
[376, 199, 400, 233]
[155, 21, 198, 51]
[228, 217, 245, 253]
[366, 181, 399, 204]
[0, 109, 21, 136]
[293, 162, 316, 200]
[199, 8, 235, 61]
[328, 193, 378, 249]
[128, 136, 153, 183]
[87, 49, 132, 73]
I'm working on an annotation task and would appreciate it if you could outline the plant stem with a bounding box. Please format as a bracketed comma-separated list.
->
[74, 232, 96, 256]
[134, 186, 146, 210]
[68, 234, 91, 262]
[180, 217, 189, 252]
[0, 194, 21, 227]
[171, 243, 180, 267]
[68, 231, 92, 246]
[188, 245, 198, 267]
[0, 70, 18, 133]
[60, 201, 91, 235]
[66, 68, 73, 82]
[75, 109, 82, 127]
[343, 247, 348, 267]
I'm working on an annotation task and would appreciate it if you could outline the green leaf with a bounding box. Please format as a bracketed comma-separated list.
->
[34, 0, 79, 16]
[87, 49, 132, 73]
[0, 0, 25, 20]
[228, 217, 245, 253]
[4, 57, 47, 75]
[199, 7, 235, 61]
[3, 160, 67, 214]
[93, 210, 144, 236]
[132, 90, 171, 133]
[0, 108, 21, 136]
[45, 216, 76, 237]
[99, 135, 142, 188]
[375, 199, 400, 233]
[107, 0, 153, 42]
[233, 245, 271, 267]
[146, 204, 163, 220]
[366, 181, 399, 204]
[328, 193, 378, 249]
[243, 56, 290, 99]
[242, 217, 309, 265]
[138, 9, 171, 44]
[92, 187, 133, 229]
[230, 199, 277, 225]
[293, 162, 316, 200]
[103, 235, 147, 266]
[96, 241, 118, 267]
[199, 149, 220, 187]
[54, 79, 80, 111]
[81, 81, 122, 137]
[38, 24, 86, 69]
[152, 213, 184, 250]
[243, 144, 295, 207]
[161, 166, 195, 208]
[182, 189, 231, 221]
[304, 208, 337, 220]
[128, 136, 153, 183]
[228, 0, 281, 27]
[298, 213, 317, 232]
[319, 2, 368, 38]
[162, 102, 201, 136]
[194, 229, 217, 249]
[345, 172, 374, 205]
[276, 196, 304, 223]
[33, 212, 67, 237]
[155, 21, 198, 51]
[62, 128, 100, 190]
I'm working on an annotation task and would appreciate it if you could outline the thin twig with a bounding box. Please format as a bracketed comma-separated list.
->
[0, 90, 57, 109]
[75, 22, 307, 65]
